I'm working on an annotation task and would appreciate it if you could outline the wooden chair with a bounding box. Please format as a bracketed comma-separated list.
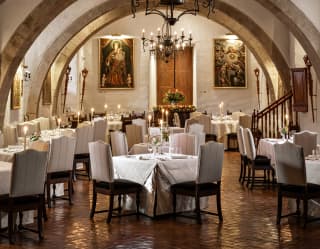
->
[171, 141, 224, 224]
[132, 118, 147, 141]
[88, 141, 142, 223]
[125, 124, 143, 150]
[243, 128, 275, 189]
[3, 126, 18, 146]
[73, 124, 94, 180]
[169, 133, 197, 156]
[92, 118, 107, 142]
[0, 149, 48, 244]
[274, 142, 320, 226]
[293, 130, 317, 157]
[46, 136, 76, 207]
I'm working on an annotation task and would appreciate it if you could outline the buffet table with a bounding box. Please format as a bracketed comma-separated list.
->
[113, 154, 206, 217]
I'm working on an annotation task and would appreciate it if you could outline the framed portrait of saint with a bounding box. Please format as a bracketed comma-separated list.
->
[11, 73, 22, 110]
[99, 38, 134, 89]
[213, 39, 247, 88]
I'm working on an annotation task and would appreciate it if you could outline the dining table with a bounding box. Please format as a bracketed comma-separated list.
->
[112, 153, 207, 217]
[210, 118, 238, 149]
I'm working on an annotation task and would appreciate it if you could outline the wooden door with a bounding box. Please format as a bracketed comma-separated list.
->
[157, 47, 193, 105]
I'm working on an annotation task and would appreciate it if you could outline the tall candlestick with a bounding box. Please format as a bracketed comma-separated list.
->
[159, 119, 163, 143]
[161, 109, 164, 121]
[104, 104, 108, 118]
[148, 114, 152, 129]
[285, 114, 289, 126]
[23, 126, 28, 150]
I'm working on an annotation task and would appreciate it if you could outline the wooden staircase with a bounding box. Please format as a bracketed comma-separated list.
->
[251, 91, 299, 141]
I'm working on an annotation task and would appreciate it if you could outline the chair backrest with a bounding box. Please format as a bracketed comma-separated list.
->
[243, 128, 256, 160]
[74, 125, 94, 154]
[10, 149, 48, 197]
[33, 117, 50, 131]
[169, 133, 196, 155]
[132, 118, 147, 139]
[194, 114, 211, 134]
[16, 122, 36, 137]
[293, 130, 317, 157]
[231, 111, 245, 121]
[93, 118, 107, 142]
[190, 111, 202, 119]
[110, 131, 128, 156]
[197, 141, 224, 184]
[0, 131, 4, 148]
[239, 114, 252, 129]
[173, 113, 181, 127]
[47, 136, 76, 173]
[149, 127, 161, 137]
[274, 142, 306, 186]
[126, 124, 142, 149]
[188, 123, 204, 134]
[89, 141, 114, 182]
[190, 131, 206, 155]
[50, 116, 57, 129]
[184, 118, 199, 133]
[237, 126, 246, 156]
[3, 126, 18, 146]
[29, 140, 49, 152]
[29, 120, 41, 135]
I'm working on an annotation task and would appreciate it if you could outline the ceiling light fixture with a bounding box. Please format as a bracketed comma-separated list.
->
[132, 0, 216, 62]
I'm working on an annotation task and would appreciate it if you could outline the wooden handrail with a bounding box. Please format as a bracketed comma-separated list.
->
[252, 91, 299, 142]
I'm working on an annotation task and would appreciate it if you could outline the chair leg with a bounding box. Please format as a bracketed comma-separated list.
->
[38, 201, 44, 240]
[242, 162, 247, 184]
[68, 176, 73, 205]
[239, 157, 243, 182]
[217, 184, 223, 222]
[296, 198, 300, 215]
[118, 195, 122, 214]
[172, 191, 177, 217]
[246, 168, 251, 187]
[303, 197, 308, 228]
[251, 169, 255, 189]
[53, 184, 56, 205]
[46, 181, 51, 208]
[195, 193, 201, 224]
[43, 198, 48, 221]
[90, 182, 97, 219]
[8, 211, 14, 244]
[277, 190, 282, 225]
[136, 191, 140, 219]
[107, 194, 114, 224]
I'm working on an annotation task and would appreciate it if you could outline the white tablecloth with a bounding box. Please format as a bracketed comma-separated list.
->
[113, 154, 206, 217]
[107, 121, 122, 131]
[129, 143, 169, 155]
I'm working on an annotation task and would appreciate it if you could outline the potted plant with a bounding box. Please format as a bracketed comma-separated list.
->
[163, 89, 185, 105]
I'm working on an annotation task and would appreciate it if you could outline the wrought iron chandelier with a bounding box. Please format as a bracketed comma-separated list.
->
[132, 0, 215, 62]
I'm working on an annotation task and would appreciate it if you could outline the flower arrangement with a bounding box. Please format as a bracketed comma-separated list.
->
[150, 135, 161, 146]
[163, 89, 185, 104]
[280, 127, 288, 138]
[153, 105, 196, 113]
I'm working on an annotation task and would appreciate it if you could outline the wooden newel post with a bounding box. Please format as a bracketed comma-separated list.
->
[254, 68, 260, 110]
[303, 55, 314, 122]
[63, 66, 71, 113]
[80, 68, 88, 111]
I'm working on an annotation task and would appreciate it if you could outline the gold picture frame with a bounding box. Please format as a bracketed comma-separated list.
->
[99, 38, 134, 89]
[213, 39, 247, 88]
[11, 73, 22, 110]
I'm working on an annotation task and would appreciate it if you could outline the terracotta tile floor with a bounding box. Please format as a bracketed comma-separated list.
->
[2, 151, 320, 248]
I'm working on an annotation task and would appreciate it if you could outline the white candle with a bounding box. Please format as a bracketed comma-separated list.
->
[285, 114, 289, 126]
[117, 104, 121, 111]
[57, 118, 61, 129]
[91, 108, 94, 120]
[161, 109, 164, 121]
[104, 104, 108, 117]
[148, 114, 152, 128]
[77, 111, 80, 124]
[165, 110, 168, 123]
[160, 119, 163, 129]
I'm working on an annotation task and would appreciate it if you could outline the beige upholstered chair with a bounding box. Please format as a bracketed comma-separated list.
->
[132, 118, 147, 140]
[193, 114, 211, 135]
[93, 118, 107, 142]
[169, 133, 197, 156]
[0, 149, 48, 244]
[29, 120, 41, 135]
[88, 141, 142, 223]
[33, 117, 50, 131]
[110, 131, 129, 156]
[274, 142, 320, 226]
[190, 111, 202, 119]
[188, 124, 205, 155]
[293, 130, 317, 157]
[73, 125, 94, 180]
[188, 123, 204, 134]
[46, 136, 76, 207]
[239, 114, 252, 129]
[125, 124, 142, 150]
[3, 126, 18, 146]
[0, 131, 4, 148]
[173, 113, 181, 127]
[17, 122, 36, 137]
[237, 126, 247, 183]
[171, 141, 224, 224]
[243, 128, 275, 189]
[184, 118, 199, 133]
[231, 111, 245, 121]
[50, 117, 57, 129]
[149, 127, 161, 137]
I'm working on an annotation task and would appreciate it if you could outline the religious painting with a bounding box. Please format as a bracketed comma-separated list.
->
[213, 39, 246, 88]
[99, 38, 134, 89]
[11, 73, 22, 109]
[42, 69, 52, 105]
